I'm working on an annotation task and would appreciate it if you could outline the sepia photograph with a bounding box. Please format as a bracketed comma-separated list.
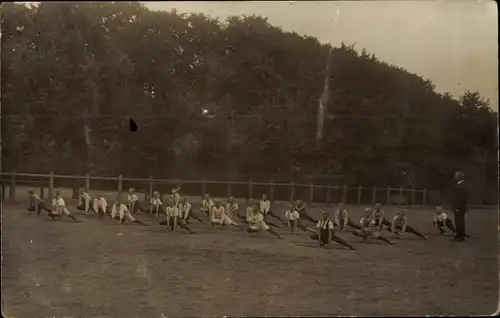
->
[1, 1, 498, 316]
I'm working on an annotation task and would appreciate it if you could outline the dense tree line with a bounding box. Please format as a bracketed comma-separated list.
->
[1, 2, 497, 203]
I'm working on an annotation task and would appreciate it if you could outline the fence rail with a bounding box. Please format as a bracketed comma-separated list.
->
[0, 171, 449, 206]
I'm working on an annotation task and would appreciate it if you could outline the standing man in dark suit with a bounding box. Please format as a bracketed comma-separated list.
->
[451, 171, 468, 242]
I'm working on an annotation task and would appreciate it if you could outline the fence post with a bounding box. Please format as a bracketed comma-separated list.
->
[148, 176, 153, 201]
[309, 183, 314, 203]
[227, 183, 231, 198]
[248, 179, 253, 199]
[290, 181, 295, 202]
[118, 175, 123, 203]
[386, 186, 391, 205]
[40, 186, 44, 199]
[85, 173, 90, 193]
[48, 171, 54, 200]
[423, 188, 427, 205]
[411, 188, 415, 205]
[357, 185, 362, 204]
[341, 184, 347, 203]
[9, 171, 16, 202]
[270, 181, 275, 202]
[326, 185, 331, 203]
[371, 186, 377, 204]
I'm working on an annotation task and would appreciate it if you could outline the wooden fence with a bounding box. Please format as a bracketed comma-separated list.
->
[0, 172, 445, 206]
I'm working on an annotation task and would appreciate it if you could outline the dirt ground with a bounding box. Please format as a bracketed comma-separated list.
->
[2, 196, 498, 317]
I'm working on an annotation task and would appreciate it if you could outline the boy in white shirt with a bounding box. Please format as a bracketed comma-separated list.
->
[260, 194, 285, 223]
[352, 208, 394, 245]
[93, 194, 109, 219]
[226, 197, 240, 219]
[111, 199, 147, 226]
[211, 200, 240, 228]
[390, 210, 427, 239]
[310, 209, 355, 250]
[127, 188, 147, 214]
[159, 200, 195, 233]
[201, 193, 214, 216]
[246, 205, 282, 239]
[28, 190, 56, 220]
[149, 191, 164, 217]
[333, 204, 361, 231]
[236, 199, 254, 224]
[179, 196, 205, 225]
[76, 190, 93, 212]
[171, 187, 181, 207]
[432, 206, 457, 235]
[284, 202, 316, 234]
[371, 203, 392, 230]
[295, 199, 318, 224]
[245, 199, 255, 222]
[51, 191, 81, 222]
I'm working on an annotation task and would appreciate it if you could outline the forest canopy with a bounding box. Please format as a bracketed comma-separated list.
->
[1, 2, 497, 203]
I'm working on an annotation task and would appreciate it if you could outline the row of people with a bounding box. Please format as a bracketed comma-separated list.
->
[27, 188, 459, 249]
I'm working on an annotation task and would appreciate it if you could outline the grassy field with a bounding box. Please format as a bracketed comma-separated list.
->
[2, 189, 498, 317]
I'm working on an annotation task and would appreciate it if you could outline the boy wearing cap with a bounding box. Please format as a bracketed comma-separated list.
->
[171, 186, 181, 207]
[310, 208, 355, 250]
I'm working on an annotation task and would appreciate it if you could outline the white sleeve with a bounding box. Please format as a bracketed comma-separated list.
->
[119, 205, 126, 219]
[334, 210, 340, 225]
